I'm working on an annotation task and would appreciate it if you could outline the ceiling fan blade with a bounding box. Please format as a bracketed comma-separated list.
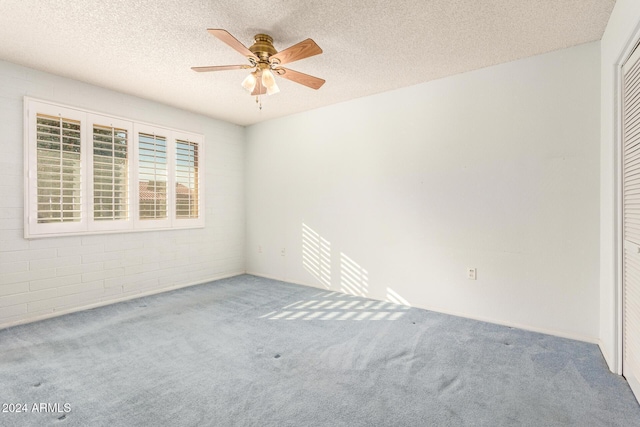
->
[191, 65, 253, 72]
[207, 29, 257, 59]
[271, 39, 322, 65]
[251, 77, 267, 96]
[275, 68, 325, 90]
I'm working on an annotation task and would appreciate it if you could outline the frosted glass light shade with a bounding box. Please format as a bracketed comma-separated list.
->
[262, 69, 280, 95]
[241, 73, 257, 92]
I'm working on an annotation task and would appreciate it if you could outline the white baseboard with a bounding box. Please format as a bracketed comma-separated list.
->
[0, 271, 245, 331]
[6, 270, 600, 347]
[423, 305, 599, 345]
[245, 272, 599, 345]
[245, 271, 329, 291]
[598, 340, 619, 374]
[627, 368, 640, 406]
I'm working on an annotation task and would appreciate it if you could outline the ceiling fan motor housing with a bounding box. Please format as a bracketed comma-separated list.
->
[249, 34, 277, 62]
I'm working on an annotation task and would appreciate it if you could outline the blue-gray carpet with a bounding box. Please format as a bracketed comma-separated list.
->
[1, 274, 639, 426]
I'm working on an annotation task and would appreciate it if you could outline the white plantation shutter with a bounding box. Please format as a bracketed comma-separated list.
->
[88, 114, 133, 232]
[133, 124, 172, 229]
[138, 132, 168, 220]
[173, 131, 204, 227]
[93, 125, 128, 220]
[36, 114, 82, 223]
[623, 42, 640, 402]
[175, 139, 199, 219]
[25, 98, 204, 237]
[26, 102, 87, 237]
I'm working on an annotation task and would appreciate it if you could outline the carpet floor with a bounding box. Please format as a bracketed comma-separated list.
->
[1, 274, 639, 426]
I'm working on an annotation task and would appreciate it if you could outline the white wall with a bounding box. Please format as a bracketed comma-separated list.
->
[246, 42, 601, 342]
[0, 38, 603, 345]
[599, 0, 640, 373]
[0, 60, 245, 328]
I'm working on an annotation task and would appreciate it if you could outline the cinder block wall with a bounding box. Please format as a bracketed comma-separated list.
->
[0, 60, 245, 328]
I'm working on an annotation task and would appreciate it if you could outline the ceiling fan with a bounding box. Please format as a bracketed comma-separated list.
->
[192, 29, 325, 100]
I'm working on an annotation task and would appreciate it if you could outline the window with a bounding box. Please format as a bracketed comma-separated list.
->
[93, 124, 128, 221]
[25, 98, 205, 238]
[138, 132, 168, 221]
[36, 114, 82, 224]
[175, 139, 199, 219]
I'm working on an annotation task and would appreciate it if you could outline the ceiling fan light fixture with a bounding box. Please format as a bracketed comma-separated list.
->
[241, 72, 257, 92]
[193, 29, 325, 104]
[261, 69, 279, 95]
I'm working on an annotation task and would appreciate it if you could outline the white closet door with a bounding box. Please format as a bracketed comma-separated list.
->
[623, 42, 640, 402]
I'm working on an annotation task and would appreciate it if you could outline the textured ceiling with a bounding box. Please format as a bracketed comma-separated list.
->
[0, 0, 615, 126]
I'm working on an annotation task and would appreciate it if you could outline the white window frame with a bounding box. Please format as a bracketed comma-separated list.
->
[172, 130, 204, 229]
[88, 113, 134, 233]
[25, 101, 88, 237]
[24, 97, 205, 238]
[133, 123, 173, 230]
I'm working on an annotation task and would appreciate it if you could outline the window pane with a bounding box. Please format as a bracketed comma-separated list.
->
[139, 133, 167, 220]
[175, 140, 199, 219]
[93, 124, 129, 221]
[36, 114, 81, 223]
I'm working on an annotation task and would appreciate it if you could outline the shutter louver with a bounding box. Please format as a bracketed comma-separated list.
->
[93, 125, 128, 220]
[175, 139, 199, 219]
[623, 43, 640, 402]
[138, 132, 167, 220]
[36, 114, 81, 223]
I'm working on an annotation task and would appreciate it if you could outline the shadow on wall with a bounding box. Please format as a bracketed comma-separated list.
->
[258, 290, 410, 321]
[301, 222, 412, 307]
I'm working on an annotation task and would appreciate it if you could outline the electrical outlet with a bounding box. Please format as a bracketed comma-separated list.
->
[281, 248, 286, 257]
[467, 268, 477, 280]
[258, 245, 262, 253]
